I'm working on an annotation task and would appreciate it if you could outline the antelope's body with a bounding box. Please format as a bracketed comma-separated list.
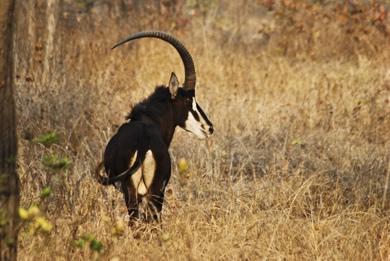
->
[95, 32, 213, 222]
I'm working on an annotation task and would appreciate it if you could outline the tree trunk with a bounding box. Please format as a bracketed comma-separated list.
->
[0, 0, 19, 260]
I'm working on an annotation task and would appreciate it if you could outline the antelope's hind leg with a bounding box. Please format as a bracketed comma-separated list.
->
[121, 179, 140, 225]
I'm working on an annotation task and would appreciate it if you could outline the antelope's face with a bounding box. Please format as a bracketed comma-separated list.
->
[169, 73, 214, 139]
[181, 95, 214, 139]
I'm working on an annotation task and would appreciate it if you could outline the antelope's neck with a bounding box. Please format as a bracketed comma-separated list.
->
[159, 106, 176, 146]
[141, 107, 175, 147]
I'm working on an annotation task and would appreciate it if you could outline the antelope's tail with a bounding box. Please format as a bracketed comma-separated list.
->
[94, 153, 143, 186]
[95, 161, 108, 185]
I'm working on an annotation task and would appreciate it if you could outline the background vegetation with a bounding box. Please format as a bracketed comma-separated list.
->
[14, 0, 390, 260]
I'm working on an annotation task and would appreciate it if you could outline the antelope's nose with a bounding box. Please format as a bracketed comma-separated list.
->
[209, 126, 214, 134]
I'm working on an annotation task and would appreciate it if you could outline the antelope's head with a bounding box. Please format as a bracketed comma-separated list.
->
[112, 31, 214, 139]
[168, 72, 213, 139]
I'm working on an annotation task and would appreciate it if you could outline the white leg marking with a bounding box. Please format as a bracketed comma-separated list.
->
[130, 150, 156, 196]
[143, 150, 156, 188]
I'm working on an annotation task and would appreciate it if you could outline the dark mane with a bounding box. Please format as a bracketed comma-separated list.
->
[126, 86, 171, 121]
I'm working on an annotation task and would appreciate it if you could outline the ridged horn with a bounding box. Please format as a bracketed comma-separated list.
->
[112, 31, 196, 90]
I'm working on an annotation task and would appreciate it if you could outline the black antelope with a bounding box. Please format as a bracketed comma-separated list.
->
[95, 31, 214, 222]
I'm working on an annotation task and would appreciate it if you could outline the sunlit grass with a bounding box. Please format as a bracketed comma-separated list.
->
[14, 1, 390, 260]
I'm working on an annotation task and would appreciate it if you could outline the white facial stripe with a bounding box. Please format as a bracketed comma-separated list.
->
[185, 111, 204, 137]
[192, 98, 197, 111]
[192, 98, 209, 127]
[183, 98, 207, 139]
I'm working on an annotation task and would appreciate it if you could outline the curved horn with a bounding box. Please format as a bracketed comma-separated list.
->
[112, 31, 196, 90]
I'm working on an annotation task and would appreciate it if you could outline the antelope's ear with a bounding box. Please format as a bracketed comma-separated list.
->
[168, 72, 179, 98]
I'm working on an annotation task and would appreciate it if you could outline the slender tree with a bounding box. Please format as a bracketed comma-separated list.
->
[0, 0, 19, 260]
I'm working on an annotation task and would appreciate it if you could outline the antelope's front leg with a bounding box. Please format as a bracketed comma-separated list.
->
[146, 190, 165, 222]
[147, 158, 171, 222]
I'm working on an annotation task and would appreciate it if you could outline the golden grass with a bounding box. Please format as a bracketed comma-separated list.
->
[13, 1, 390, 260]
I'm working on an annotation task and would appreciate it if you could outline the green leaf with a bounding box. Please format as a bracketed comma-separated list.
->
[40, 186, 52, 198]
[74, 238, 86, 248]
[0, 210, 8, 226]
[33, 132, 59, 146]
[81, 233, 95, 241]
[42, 154, 71, 170]
[5, 237, 16, 247]
[90, 239, 103, 252]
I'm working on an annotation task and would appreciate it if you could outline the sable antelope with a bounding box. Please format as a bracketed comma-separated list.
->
[95, 31, 214, 222]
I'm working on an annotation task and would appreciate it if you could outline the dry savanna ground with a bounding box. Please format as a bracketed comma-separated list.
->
[12, 1, 390, 260]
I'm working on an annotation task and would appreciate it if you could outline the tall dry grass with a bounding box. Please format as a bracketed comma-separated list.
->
[12, 1, 390, 260]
